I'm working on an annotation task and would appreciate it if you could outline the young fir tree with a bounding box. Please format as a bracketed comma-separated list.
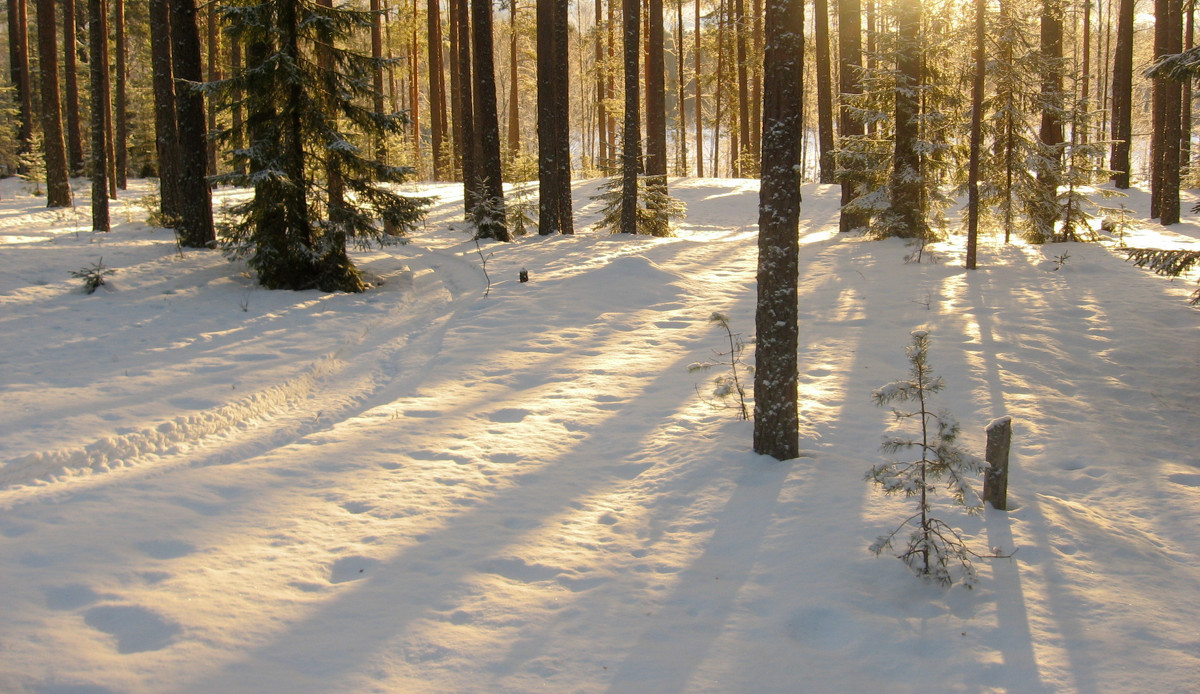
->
[867, 330, 989, 588]
[211, 0, 430, 292]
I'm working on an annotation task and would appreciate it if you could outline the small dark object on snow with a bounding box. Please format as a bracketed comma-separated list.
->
[519, 268, 529, 283]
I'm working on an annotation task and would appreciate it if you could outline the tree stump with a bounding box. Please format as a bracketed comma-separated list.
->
[983, 416, 1012, 511]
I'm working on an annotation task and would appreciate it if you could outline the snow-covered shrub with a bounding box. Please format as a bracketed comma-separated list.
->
[71, 258, 114, 295]
[866, 329, 987, 588]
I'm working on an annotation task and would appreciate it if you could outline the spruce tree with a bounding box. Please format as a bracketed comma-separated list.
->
[212, 0, 430, 292]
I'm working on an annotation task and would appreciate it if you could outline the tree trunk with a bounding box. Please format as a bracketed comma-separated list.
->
[89, 0, 109, 231]
[114, 0, 128, 188]
[754, 0, 803, 460]
[537, 0, 573, 235]
[750, 0, 761, 160]
[229, 23, 243, 176]
[150, 0, 181, 223]
[62, 0, 85, 174]
[620, 0, 641, 234]
[36, 0, 73, 207]
[203, 0, 218, 178]
[675, 0, 686, 174]
[1110, 0, 1134, 187]
[694, 0, 703, 176]
[1157, 0, 1183, 224]
[1038, 0, 1064, 234]
[837, 0, 864, 233]
[8, 0, 36, 173]
[170, 0, 215, 246]
[408, 0, 421, 177]
[815, 0, 835, 183]
[966, 0, 985, 269]
[471, 0, 508, 239]
[428, 0, 447, 179]
[509, 0, 520, 159]
[646, 0, 667, 179]
[735, 0, 750, 176]
[451, 0, 475, 203]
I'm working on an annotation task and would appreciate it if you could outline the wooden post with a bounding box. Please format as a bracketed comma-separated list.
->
[983, 416, 1012, 511]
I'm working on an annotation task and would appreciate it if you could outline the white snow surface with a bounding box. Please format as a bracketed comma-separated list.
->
[1, 176, 1198, 693]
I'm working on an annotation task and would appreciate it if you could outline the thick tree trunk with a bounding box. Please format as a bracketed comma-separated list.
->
[150, 0, 181, 223]
[471, 0, 509, 239]
[537, 0, 573, 235]
[89, 0, 109, 231]
[170, 0, 215, 246]
[620, 0, 640, 234]
[1110, 0, 1134, 187]
[1158, 0, 1183, 224]
[36, 0, 73, 207]
[815, 0, 835, 183]
[754, 0, 803, 460]
[62, 0, 85, 175]
[646, 0, 667, 178]
[837, 0, 865, 233]
[595, 0, 607, 166]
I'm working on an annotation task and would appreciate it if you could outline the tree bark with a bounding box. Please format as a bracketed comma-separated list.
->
[451, 0, 476, 204]
[620, 0, 641, 234]
[114, 0, 128, 188]
[735, 0, 749, 176]
[62, 0, 85, 174]
[170, 0, 215, 246]
[1110, 0, 1134, 187]
[428, 0, 447, 179]
[646, 0, 667, 178]
[36, 0, 73, 207]
[837, 0, 865, 233]
[1157, 0, 1183, 224]
[537, 0, 573, 235]
[8, 0, 36, 173]
[966, 0, 985, 269]
[471, 0, 508, 239]
[203, 0, 218, 178]
[89, 0, 109, 231]
[509, 0, 520, 159]
[150, 0, 181, 223]
[754, 0, 803, 460]
[694, 0, 703, 176]
[814, 0, 835, 183]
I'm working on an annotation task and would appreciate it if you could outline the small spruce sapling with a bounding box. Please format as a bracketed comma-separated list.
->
[71, 258, 113, 294]
[867, 329, 993, 588]
[688, 312, 752, 419]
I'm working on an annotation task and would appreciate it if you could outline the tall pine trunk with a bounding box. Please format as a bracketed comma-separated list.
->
[1110, 0, 1134, 187]
[646, 0, 667, 192]
[694, 0, 703, 176]
[471, 0, 508, 239]
[837, 0, 865, 233]
[63, 0, 85, 174]
[114, 0, 128, 188]
[814, 0, 835, 183]
[9, 0, 36, 173]
[754, 0, 803, 460]
[170, 0, 215, 246]
[966, 0, 985, 269]
[36, 0, 72, 207]
[150, 0, 181, 224]
[89, 0, 109, 231]
[428, 0, 447, 180]
[509, 0, 520, 160]
[537, 0, 573, 235]
[620, 0, 640, 234]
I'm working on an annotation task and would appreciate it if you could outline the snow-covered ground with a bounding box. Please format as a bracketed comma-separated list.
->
[1, 176, 1197, 693]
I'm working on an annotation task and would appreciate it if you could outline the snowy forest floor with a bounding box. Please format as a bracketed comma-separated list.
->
[0, 176, 1198, 693]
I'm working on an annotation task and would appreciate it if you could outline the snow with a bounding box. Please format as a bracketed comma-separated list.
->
[1, 175, 1198, 693]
